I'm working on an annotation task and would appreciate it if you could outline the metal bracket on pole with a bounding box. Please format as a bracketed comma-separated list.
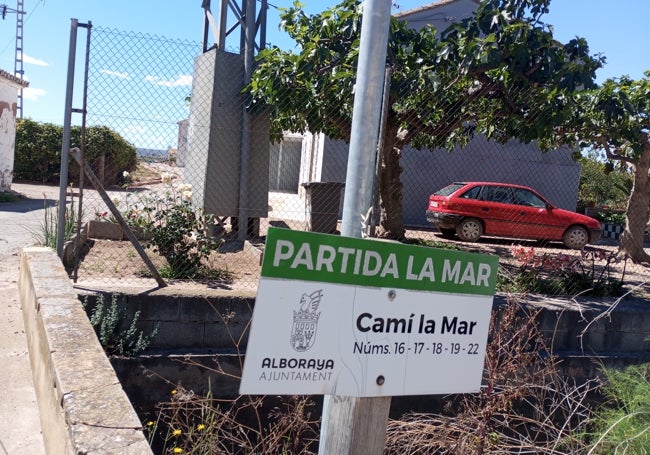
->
[70, 148, 167, 288]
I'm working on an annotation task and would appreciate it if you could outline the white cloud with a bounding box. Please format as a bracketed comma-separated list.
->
[23, 87, 46, 101]
[144, 74, 192, 87]
[101, 69, 130, 79]
[23, 53, 48, 66]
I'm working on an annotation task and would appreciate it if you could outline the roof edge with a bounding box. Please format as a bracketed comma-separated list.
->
[0, 70, 29, 88]
[394, 0, 481, 19]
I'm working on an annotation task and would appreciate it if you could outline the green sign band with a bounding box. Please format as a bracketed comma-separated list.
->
[261, 228, 499, 295]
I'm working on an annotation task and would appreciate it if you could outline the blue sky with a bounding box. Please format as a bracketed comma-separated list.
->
[0, 0, 647, 148]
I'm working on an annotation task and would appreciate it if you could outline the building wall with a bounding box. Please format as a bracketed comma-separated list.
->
[301, 134, 580, 227]
[0, 82, 19, 192]
[395, 0, 480, 33]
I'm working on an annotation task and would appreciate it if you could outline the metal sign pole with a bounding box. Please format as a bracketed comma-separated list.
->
[319, 0, 393, 453]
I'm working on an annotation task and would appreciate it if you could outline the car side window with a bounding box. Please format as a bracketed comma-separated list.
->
[483, 186, 512, 204]
[459, 186, 482, 200]
[513, 188, 546, 208]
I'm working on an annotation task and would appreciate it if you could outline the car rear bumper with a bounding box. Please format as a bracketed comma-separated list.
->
[426, 210, 462, 229]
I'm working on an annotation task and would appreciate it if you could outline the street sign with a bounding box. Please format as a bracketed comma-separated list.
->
[239, 227, 499, 397]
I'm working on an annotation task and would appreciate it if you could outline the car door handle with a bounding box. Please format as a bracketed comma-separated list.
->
[482, 207, 489, 212]
[519, 211, 525, 216]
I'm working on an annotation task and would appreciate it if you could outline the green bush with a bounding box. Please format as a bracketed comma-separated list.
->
[14, 119, 62, 183]
[577, 152, 633, 212]
[83, 293, 158, 357]
[71, 125, 138, 187]
[594, 211, 627, 225]
[145, 177, 224, 280]
[587, 364, 650, 454]
[14, 118, 137, 187]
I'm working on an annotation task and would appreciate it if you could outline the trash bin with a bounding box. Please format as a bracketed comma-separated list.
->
[302, 182, 345, 233]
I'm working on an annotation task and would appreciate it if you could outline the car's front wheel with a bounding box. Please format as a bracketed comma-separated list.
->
[456, 218, 483, 242]
[563, 226, 588, 249]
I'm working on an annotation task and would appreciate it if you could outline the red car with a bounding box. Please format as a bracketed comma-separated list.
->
[426, 182, 602, 249]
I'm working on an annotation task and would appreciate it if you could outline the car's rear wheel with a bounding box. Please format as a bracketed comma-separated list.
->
[456, 218, 483, 242]
[439, 228, 456, 239]
[563, 226, 588, 249]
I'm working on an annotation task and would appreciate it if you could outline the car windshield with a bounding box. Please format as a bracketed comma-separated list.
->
[434, 183, 465, 197]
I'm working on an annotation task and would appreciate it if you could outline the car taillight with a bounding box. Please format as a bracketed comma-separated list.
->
[442, 201, 453, 209]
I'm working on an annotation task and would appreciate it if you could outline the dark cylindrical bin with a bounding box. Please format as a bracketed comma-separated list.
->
[303, 182, 345, 233]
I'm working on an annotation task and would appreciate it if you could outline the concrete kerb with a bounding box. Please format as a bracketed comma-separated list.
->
[19, 247, 152, 455]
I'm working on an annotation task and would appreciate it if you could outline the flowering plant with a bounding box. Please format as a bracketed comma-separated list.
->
[146, 181, 221, 279]
[502, 245, 624, 297]
[94, 210, 109, 221]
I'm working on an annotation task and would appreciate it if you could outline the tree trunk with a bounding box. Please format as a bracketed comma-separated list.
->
[377, 123, 406, 241]
[619, 144, 650, 264]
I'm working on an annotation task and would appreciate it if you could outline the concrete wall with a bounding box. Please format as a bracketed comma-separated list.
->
[101, 289, 650, 419]
[186, 49, 269, 219]
[176, 118, 189, 167]
[19, 247, 152, 455]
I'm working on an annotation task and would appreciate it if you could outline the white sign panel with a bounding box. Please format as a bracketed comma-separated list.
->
[239, 228, 498, 397]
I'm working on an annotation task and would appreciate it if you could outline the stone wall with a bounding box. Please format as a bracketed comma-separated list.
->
[93, 290, 650, 418]
[19, 247, 152, 455]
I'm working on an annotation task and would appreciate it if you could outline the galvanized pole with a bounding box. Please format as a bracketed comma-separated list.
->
[238, 0, 255, 240]
[319, 0, 393, 453]
[56, 19, 79, 258]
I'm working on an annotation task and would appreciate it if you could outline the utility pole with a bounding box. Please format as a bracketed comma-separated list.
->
[15, 0, 24, 117]
[1, 1, 26, 117]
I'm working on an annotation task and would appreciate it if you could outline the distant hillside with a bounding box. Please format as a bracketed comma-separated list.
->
[136, 148, 168, 161]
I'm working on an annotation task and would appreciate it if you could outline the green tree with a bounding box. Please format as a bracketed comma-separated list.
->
[569, 74, 650, 263]
[577, 151, 632, 211]
[248, 0, 602, 240]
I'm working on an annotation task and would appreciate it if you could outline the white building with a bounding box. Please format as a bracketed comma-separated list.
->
[0, 69, 28, 192]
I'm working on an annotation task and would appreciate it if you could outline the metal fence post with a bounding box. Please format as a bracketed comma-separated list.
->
[319, 0, 393, 453]
[56, 18, 79, 258]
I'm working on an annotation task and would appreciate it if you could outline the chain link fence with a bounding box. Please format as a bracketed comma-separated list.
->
[61, 23, 648, 298]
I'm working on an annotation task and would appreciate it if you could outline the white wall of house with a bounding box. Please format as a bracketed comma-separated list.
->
[395, 0, 480, 33]
[0, 72, 26, 192]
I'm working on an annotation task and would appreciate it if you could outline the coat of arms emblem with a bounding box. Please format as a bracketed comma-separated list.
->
[290, 290, 322, 352]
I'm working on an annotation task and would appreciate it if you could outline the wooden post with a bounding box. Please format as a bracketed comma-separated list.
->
[320, 396, 391, 454]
